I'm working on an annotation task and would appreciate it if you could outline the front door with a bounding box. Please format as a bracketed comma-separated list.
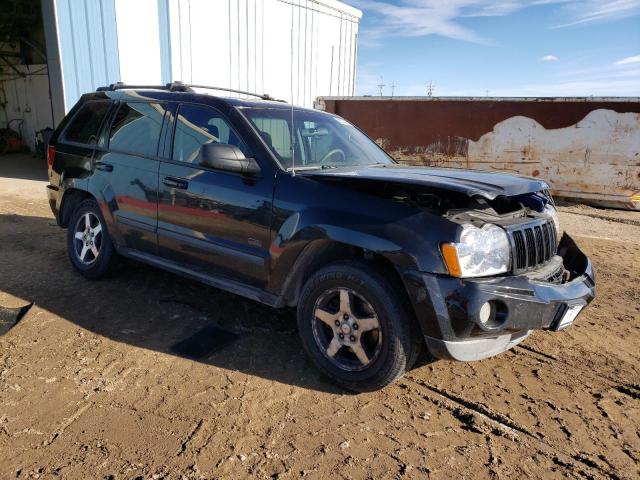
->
[157, 103, 273, 287]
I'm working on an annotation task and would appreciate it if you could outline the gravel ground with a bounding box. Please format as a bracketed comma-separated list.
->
[0, 153, 638, 479]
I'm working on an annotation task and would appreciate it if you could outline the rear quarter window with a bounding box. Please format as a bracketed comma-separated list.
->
[61, 101, 111, 145]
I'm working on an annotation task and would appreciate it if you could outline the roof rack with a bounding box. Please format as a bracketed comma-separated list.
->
[96, 81, 281, 101]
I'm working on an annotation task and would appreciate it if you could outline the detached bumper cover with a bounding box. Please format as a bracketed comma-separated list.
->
[403, 233, 595, 361]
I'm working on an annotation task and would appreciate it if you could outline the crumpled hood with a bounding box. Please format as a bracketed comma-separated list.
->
[302, 164, 549, 200]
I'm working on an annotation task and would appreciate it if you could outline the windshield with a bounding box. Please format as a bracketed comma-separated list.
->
[240, 107, 395, 170]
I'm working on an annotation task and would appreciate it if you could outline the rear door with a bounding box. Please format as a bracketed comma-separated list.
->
[91, 101, 167, 254]
[157, 102, 273, 287]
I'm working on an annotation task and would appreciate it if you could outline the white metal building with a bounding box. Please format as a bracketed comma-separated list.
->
[41, 0, 361, 126]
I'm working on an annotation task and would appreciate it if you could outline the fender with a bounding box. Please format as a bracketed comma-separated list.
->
[267, 209, 410, 300]
[266, 173, 462, 298]
[266, 208, 458, 301]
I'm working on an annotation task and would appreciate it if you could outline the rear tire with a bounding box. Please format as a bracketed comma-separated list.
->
[297, 261, 422, 392]
[67, 198, 120, 280]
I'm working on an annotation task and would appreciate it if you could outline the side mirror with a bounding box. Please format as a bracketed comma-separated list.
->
[198, 143, 260, 176]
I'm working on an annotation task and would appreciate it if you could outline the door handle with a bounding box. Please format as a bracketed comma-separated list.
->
[95, 162, 113, 172]
[163, 176, 188, 189]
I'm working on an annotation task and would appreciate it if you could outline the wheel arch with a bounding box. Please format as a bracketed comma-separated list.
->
[59, 188, 93, 228]
[277, 235, 417, 311]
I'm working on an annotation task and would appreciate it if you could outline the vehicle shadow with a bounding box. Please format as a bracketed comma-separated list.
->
[0, 153, 48, 181]
[0, 212, 357, 393]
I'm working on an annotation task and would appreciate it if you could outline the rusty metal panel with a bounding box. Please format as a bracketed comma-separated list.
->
[317, 97, 640, 210]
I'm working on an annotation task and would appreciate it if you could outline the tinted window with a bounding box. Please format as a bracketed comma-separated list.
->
[172, 104, 247, 164]
[242, 107, 393, 170]
[63, 101, 111, 145]
[108, 102, 166, 157]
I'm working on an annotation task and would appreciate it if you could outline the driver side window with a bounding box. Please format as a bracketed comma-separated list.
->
[172, 104, 247, 164]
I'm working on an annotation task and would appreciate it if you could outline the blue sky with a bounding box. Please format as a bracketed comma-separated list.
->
[349, 0, 640, 97]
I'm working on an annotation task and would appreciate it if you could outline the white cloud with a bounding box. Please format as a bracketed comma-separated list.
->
[540, 55, 559, 61]
[351, 0, 640, 46]
[553, 0, 640, 27]
[615, 54, 640, 65]
[350, 1, 501, 46]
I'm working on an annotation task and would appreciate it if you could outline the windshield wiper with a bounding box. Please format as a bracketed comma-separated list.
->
[287, 165, 338, 172]
[286, 165, 323, 172]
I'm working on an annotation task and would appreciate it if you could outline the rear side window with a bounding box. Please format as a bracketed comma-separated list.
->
[108, 102, 166, 157]
[62, 101, 111, 145]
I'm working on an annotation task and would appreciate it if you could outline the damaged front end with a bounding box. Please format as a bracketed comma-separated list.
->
[414, 232, 595, 361]
[304, 165, 595, 361]
[391, 185, 595, 361]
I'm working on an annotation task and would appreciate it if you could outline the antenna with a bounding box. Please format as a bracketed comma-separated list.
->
[377, 76, 385, 96]
[427, 80, 435, 97]
[290, 4, 296, 175]
[391, 81, 396, 97]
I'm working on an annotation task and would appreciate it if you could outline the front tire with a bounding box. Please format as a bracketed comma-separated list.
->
[297, 261, 421, 392]
[67, 198, 120, 280]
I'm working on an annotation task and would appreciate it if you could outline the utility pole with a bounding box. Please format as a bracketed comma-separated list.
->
[377, 76, 385, 96]
[390, 81, 396, 97]
[427, 80, 435, 97]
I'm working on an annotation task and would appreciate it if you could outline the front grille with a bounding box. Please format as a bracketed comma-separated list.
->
[509, 219, 558, 273]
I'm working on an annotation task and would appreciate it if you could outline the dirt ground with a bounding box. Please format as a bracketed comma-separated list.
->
[0, 153, 638, 479]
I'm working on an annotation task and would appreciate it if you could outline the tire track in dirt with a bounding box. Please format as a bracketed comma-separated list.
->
[177, 419, 205, 457]
[615, 384, 640, 400]
[402, 377, 623, 480]
[404, 377, 536, 438]
[41, 402, 92, 448]
[514, 344, 558, 361]
[510, 344, 634, 394]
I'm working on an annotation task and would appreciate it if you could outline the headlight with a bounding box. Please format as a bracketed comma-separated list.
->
[441, 224, 511, 278]
[543, 203, 561, 238]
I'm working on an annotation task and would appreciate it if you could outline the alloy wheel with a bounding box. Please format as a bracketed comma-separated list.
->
[312, 287, 383, 371]
[73, 212, 103, 265]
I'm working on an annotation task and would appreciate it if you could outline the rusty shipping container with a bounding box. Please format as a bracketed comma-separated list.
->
[316, 97, 640, 210]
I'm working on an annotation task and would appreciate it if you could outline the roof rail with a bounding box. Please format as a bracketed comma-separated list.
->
[185, 84, 280, 101]
[96, 81, 193, 92]
[96, 81, 282, 101]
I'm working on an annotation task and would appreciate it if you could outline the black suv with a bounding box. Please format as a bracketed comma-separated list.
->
[46, 83, 595, 391]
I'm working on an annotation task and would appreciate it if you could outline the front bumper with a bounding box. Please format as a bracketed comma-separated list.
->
[403, 233, 595, 361]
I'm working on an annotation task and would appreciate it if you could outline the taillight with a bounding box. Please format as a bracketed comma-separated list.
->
[47, 145, 56, 171]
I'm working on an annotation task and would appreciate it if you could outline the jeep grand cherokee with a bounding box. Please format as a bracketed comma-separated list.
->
[46, 82, 595, 391]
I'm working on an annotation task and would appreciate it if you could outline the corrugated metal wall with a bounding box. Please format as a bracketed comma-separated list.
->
[43, 0, 360, 123]
[49, 0, 120, 114]
[168, 0, 360, 106]
[319, 97, 640, 210]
